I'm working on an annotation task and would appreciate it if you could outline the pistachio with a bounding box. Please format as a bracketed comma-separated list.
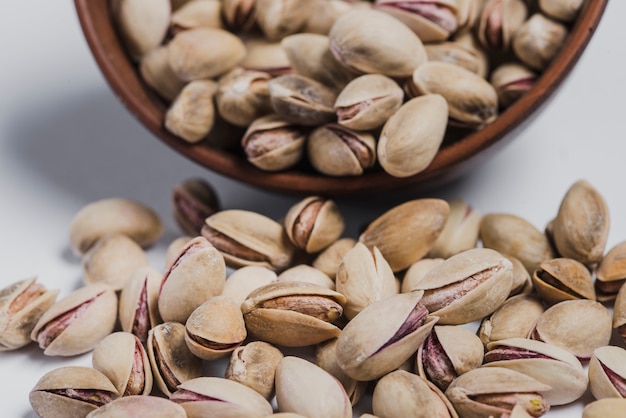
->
[31, 284, 117, 356]
[613, 283, 626, 342]
[378, 94, 448, 178]
[278, 264, 336, 290]
[85, 396, 187, 418]
[118, 266, 163, 342]
[477, 0, 528, 51]
[69, 198, 163, 256]
[596, 241, 626, 300]
[241, 281, 346, 346]
[307, 124, 377, 177]
[336, 291, 438, 381]
[92, 332, 153, 396]
[490, 62, 537, 108]
[329, 9, 428, 77]
[202, 209, 296, 271]
[170, 376, 273, 418]
[336, 242, 397, 320]
[334, 74, 403, 131]
[222, 0, 256, 32]
[158, 236, 226, 323]
[184, 296, 247, 360]
[451, 30, 490, 78]
[165, 236, 192, 268]
[241, 38, 292, 76]
[269, 74, 337, 126]
[507, 255, 534, 296]
[172, 178, 221, 236]
[139, 46, 186, 102]
[215, 68, 272, 127]
[167, 28, 246, 81]
[424, 41, 489, 76]
[374, 0, 460, 42]
[316, 338, 368, 406]
[402, 258, 444, 294]
[255, 0, 313, 41]
[428, 198, 480, 259]
[222, 266, 278, 305]
[552, 180, 610, 265]
[455, 0, 482, 32]
[284, 196, 345, 253]
[359, 198, 449, 272]
[225, 341, 284, 400]
[312, 238, 356, 279]
[165, 80, 218, 143]
[82, 233, 148, 291]
[301, 0, 354, 35]
[29, 366, 118, 418]
[170, 0, 223, 32]
[539, 0, 583, 22]
[589, 345, 626, 400]
[413, 248, 513, 325]
[583, 398, 626, 418]
[112, 0, 170, 61]
[275, 356, 352, 418]
[532, 257, 595, 305]
[412, 62, 498, 128]
[484, 337, 588, 405]
[513, 13, 568, 71]
[0, 277, 58, 351]
[147, 322, 203, 397]
[478, 294, 544, 347]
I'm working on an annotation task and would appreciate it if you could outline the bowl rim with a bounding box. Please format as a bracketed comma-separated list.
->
[74, 0, 609, 196]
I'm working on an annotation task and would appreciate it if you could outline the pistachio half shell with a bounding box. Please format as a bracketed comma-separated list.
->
[596, 241, 626, 300]
[588, 345, 626, 400]
[532, 257, 596, 305]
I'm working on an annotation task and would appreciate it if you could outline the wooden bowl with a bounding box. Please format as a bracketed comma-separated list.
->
[75, 0, 608, 195]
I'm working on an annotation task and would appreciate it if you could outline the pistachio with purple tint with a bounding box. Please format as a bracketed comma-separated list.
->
[484, 337, 588, 405]
[374, 0, 459, 42]
[216, 68, 272, 127]
[85, 395, 187, 418]
[284, 196, 345, 254]
[595, 241, 626, 300]
[613, 283, 626, 342]
[316, 338, 368, 406]
[119, 266, 162, 342]
[477, 0, 528, 51]
[29, 366, 118, 418]
[427, 198, 480, 259]
[31, 283, 117, 356]
[147, 322, 202, 397]
[532, 257, 595, 305]
[336, 291, 438, 381]
[0, 277, 58, 351]
[172, 178, 220, 236]
[225, 341, 284, 400]
[170, 376, 273, 418]
[490, 62, 537, 108]
[268, 74, 337, 126]
[478, 293, 544, 347]
[589, 345, 626, 400]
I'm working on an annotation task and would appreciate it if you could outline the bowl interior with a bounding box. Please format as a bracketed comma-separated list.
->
[75, 0, 608, 195]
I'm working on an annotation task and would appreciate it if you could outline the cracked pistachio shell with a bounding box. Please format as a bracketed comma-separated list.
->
[0, 277, 58, 351]
[316, 338, 368, 406]
[336, 291, 438, 381]
[112, 0, 170, 61]
[168, 28, 246, 81]
[313, 238, 357, 279]
[269, 74, 337, 126]
[417, 325, 484, 391]
[596, 241, 626, 300]
[223, 266, 278, 306]
[375, 0, 460, 42]
[329, 9, 428, 77]
[147, 322, 202, 397]
[589, 345, 626, 400]
[613, 283, 626, 340]
[478, 293, 544, 347]
[158, 236, 226, 324]
[428, 199, 480, 259]
[530, 299, 612, 361]
[424, 41, 489, 76]
[92, 332, 153, 396]
[216, 68, 272, 127]
[275, 356, 352, 418]
[171, 0, 223, 31]
[533, 257, 595, 305]
[225, 341, 284, 400]
[359, 199, 449, 272]
[480, 213, 555, 274]
[82, 233, 148, 291]
[307, 124, 377, 177]
[477, 0, 528, 51]
[414, 248, 513, 325]
[119, 266, 162, 342]
[373, 369, 458, 418]
[284, 196, 345, 253]
[31, 284, 117, 356]
[378, 94, 448, 178]
[490, 62, 537, 108]
[412, 62, 498, 128]
[445, 367, 551, 418]
[402, 258, 445, 294]
[539, 0, 583, 22]
[241, 38, 292, 75]
[241, 281, 346, 347]
[184, 296, 246, 360]
[69, 198, 163, 256]
[255, 0, 315, 40]
[583, 398, 626, 418]
[336, 242, 397, 320]
[278, 264, 336, 290]
[484, 337, 588, 405]
[334, 74, 403, 131]
[301, 0, 354, 35]
[513, 13, 568, 71]
[282, 33, 356, 92]
[202, 209, 296, 271]
[552, 180, 610, 265]
[29, 366, 119, 418]
[222, 0, 256, 32]
[139, 45, 186, 102]
[171, 377, 273, 418]
[86, 396, 186, 418]
[172, 178, 221, 237]
[165, 80, 218, 143]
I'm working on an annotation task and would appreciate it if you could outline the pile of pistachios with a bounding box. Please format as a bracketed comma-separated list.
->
[2, 177, 626, 417]
[113, 0, 577, 178]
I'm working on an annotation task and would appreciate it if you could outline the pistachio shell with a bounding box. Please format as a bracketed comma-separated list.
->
[506, 255, 534, 296]
[118, 266, 162, 342]
[222, 0, 256, 31]
[278, 265, 336, 290]
[241, 38, 292, 75]
[172, 178, 221, 237]
[269, 74, 337, 126]
[316, 338, 368, 406]
[583, 398, 626, 418]
[170, 0, 223, 31]
[225, 341, 284, 400]
[539, 0, 583, 22]
[215, 68, 272, 127]
[112, 0, 170, 61]
[490, 62, 537, 108]
[596, 241, 626, 300]
[613, 283, 626, 338]
[402, 258, 445, 294]
[284, 196, 345, 253]
[301, 0, 354, 35]
[85, 396, 186, 418]
[312, 238, 357, 279]
[165, 80, 218, 143]
[533, 257, 596, 305]
[222, 266, 279, 306]
[589, 345, 626, 400]
[375, 0, 460, 42]
[512, 13, 568, 71]
[477, 0, 528, 51]
[478, 294, 544, 347]
[255, 0, 314, 40]
[427, 198, 480, 259]
[139, 46, 186, 102]
[425, 41, 487, 76]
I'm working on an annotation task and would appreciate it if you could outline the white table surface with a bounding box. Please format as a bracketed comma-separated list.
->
[1, 1, 624, 417]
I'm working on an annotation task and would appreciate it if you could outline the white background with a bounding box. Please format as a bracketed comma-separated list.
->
[1, 1, 624, 416]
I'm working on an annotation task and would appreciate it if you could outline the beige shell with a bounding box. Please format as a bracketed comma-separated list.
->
[588, 345, 626, 400]
[533, 257, 596, 305]
[375, 0, 459, 42]
[222, 0, 256, 32]
[312, 238, 357, 279]
[583, 398, 626, 418]
[92, 332, 153, 396]
[85, 396, 186, 418]
[241, 38, 292, 75]
[222, 266, 278, 306]
[215, 68, 272, 127]
[477, 0, 528, 51]
[269, 74, 337, 126]
[225, 341, 284, 400]
[490, 62, 537, 108]
[278, 265, 336, 290]
[539, 0, 583, 22]
[255, 0, 314, 41]
[112, 0, 170, 61]
[402, 258, 445, 294]
[165, 80, 218, 143]
[507, 255, 534, 296]
[301, 0, 354, 35]
[139, 46, 186, 102]
[613, 283, 626, 336]
[118, 266, 162, 342]
[456, 0, 483, 31]
[359, 198, 449, 272]
[165, 236, 192, 267]
[478, 293, 544, 347]
[316, 338, 368, 406]
[425, 40, 488, 78]
[512, 13, 568, 71]
[596, 241, 626, 300]
[428, 198, 480, 259]
[170, 0, 223, 31]
[172, 178, 220, 237]
[284, 196, 345, 253]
